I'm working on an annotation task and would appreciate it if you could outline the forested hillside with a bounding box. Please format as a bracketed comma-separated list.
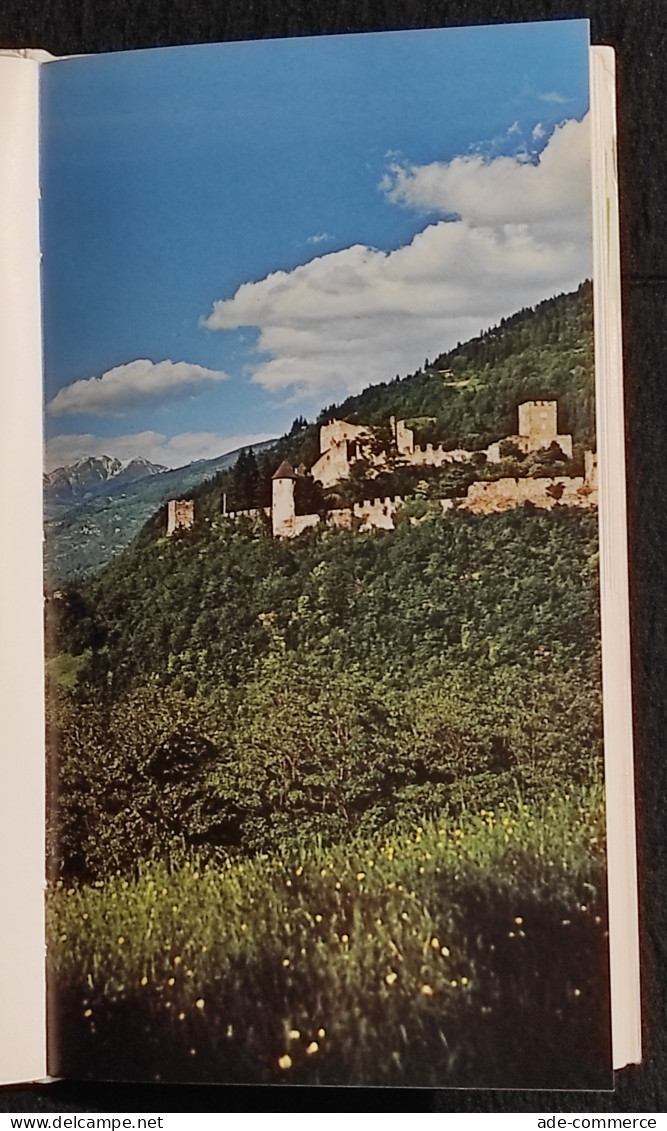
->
[319, 280, 594, 447]
[45, 280, 608, 1088]
[48, 507, 601, 872]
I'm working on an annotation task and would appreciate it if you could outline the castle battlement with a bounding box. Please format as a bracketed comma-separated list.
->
[166, 401, 594, 540]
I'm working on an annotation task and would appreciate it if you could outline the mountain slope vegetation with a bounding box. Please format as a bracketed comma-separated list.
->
[320, 281, 594, 447]
[45, 280, 608, 1087]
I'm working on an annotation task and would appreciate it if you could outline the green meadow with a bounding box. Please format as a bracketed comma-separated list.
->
[48, 786, 609, 1087]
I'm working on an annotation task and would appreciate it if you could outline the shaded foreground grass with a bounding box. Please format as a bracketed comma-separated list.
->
[48, 785, 611, 1088]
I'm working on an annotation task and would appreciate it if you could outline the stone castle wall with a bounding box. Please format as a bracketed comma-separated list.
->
[167, 401, 594, 540]
[393, 417, 473, 466]
[314, 401, 575, 484]
[311, 420, 372, 488]
[461, 475, 596, 514]
[167, 499, 195, 535]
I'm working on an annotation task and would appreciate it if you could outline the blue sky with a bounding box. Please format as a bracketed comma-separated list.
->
[40, 20, 592, 470]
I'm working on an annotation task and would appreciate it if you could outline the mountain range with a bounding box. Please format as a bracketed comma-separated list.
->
[44, 440, 276, 583]
[44, 455, 167, 508]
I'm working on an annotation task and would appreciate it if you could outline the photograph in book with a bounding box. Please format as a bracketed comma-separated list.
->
[42, 21, 612, 1087]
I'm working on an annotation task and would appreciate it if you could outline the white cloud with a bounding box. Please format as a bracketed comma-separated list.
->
[538, 91, 571, 105]
[202, 116, 591, 400]
[306, 232, 334, 245]
[532, 122, 546, 141]
[47, 358, 229, 416]
[381, 116, 590, 246]
[45, 429, 274, 472]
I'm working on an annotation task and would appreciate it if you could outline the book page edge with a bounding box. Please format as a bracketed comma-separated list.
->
[590, 43, 642, 1072]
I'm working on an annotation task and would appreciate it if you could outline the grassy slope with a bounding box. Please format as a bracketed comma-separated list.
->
[48, 786, 610, 1088]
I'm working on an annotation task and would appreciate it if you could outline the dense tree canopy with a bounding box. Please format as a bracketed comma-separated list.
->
[47, 507, 602, 878]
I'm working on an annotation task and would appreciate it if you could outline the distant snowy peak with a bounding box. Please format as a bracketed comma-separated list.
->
[44, 455, 167, 500]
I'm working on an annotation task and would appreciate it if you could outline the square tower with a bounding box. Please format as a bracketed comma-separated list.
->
[518, 400, 559, 447]
[167, 499, 195, 535]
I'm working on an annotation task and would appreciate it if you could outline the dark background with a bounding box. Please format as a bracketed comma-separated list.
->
[1, 0, 665, 1115]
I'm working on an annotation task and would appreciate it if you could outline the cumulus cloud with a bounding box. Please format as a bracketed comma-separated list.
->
[306, 232, 334, 245]
[202, 116, 592, 400]
[47, 358, 229, 416]
[45, 429, 274, 472]
[381, 116, 591, 246]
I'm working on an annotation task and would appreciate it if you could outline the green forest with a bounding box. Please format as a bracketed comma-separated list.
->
[45, 282, 610, 1088]
[319, 280, 595, 446]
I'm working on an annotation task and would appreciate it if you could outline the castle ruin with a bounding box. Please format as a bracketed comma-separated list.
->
[309, 400, 574, 489]
[486, 400, 573, 462]
[167, 499, 195, 535]
[166, 400, 596, 540]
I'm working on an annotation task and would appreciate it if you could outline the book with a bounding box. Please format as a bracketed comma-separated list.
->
[0, 20, 640, 1090]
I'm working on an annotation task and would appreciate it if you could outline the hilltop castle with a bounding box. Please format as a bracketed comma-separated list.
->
[309, 399, 575, 488]
[167, 400, 597, 539]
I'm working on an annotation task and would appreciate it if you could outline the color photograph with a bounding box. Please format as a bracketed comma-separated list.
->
[42, 21, 611, 1088]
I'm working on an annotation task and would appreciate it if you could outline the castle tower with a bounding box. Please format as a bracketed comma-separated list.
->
[518, 400, 559, 447]
[167, 498, 195, 535]
[272, 460, 298, 537]
[517, 400, 573, 459]
[584, 449, 598, 489]
[394, 418, 415, 456]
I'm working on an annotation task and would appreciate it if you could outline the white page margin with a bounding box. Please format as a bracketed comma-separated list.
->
[0, 55, 47, 1085]
[590, 44, 642, 1071]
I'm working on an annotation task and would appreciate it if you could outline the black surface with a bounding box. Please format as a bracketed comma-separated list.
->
[1, 0, 665, 1114]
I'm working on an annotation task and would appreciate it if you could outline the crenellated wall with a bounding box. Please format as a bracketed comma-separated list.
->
[224, 506, 271, 521]
[392, 417, 473, 466]
[314, 402, 574, 486]
[171, 403, 594, 541]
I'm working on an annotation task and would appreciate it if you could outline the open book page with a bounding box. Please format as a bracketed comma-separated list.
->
[0, 19, 635, 1089]
[0, 54, 47, 1086]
